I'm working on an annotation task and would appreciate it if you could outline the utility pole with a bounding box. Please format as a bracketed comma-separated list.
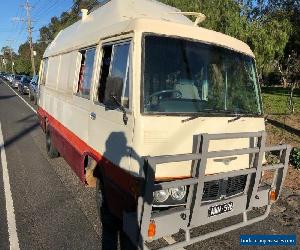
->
[9, 48, 14, 74]
[24, 0, 36, 75]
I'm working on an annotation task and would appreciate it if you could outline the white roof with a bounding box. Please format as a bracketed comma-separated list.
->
[44, 0, 254, 57]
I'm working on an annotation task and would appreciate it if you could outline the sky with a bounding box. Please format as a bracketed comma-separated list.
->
[0, 0, 73, 53]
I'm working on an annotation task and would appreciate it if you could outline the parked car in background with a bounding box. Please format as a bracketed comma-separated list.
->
[18, 75, 31, 95]
[12, 75, 22, 88]
[29, 75, 39, 104]
[4, 74, 10, 81]
[7, 74, 15, 83]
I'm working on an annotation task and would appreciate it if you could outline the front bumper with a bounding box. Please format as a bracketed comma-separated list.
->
[123, 132, 291, 249]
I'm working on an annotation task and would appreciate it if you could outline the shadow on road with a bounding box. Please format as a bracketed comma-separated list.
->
[0, 95, 16, 100]
[266, 118, 300, 137]
[95, 132, 151, 250]
[15, 114, 37, 123]
[0, 122, 40, 150]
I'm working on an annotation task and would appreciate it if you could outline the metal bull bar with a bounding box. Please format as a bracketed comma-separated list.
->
[123, 132, 291, 250]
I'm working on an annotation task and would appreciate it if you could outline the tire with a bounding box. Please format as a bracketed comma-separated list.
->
[46, 130, 59, 158]
[29, 91, 34, 101]
[34, 96, 37, 105]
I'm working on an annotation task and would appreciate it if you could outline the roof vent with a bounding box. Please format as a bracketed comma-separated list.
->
[81, 9, 89, 21]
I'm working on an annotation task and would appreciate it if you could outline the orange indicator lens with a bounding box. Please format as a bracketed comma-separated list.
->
[269, 190, 276, 201]
[148, 220, 156, 239]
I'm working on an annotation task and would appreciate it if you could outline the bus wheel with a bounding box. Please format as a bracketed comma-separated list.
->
[29, 91, 34, 101]
[46, 130, 59, 158]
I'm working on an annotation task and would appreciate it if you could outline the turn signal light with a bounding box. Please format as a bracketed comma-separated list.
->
[148, 220, 156, 239]
[269, 190, 276, 201]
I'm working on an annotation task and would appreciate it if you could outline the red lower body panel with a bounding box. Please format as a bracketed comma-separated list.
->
[37, 107, 139, 218]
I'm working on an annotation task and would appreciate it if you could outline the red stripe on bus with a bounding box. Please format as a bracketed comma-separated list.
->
[37, 107, 140, 210]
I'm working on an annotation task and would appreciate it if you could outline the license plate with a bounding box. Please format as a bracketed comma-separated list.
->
[208, 201, 234, 217]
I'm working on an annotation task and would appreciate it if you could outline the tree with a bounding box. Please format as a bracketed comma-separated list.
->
[0, 46, 16, 73]
[248, 18, 291, 80]
[159, 0, 292, 81]
[14, 42, 32, 75]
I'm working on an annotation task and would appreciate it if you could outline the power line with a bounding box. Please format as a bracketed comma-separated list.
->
[32, 0, 55, 17]
[11, 2, 27, 52]
[33, 0, 61, 22]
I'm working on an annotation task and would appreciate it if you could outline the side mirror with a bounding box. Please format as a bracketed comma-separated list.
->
[103, 76, 128, 125]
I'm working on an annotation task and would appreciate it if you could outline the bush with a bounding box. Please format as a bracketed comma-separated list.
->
[290, 147, 300, 169]
[265, 71, 282, 86]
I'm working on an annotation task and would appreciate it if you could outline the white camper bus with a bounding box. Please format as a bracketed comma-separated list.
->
[37, 0, 291, 249]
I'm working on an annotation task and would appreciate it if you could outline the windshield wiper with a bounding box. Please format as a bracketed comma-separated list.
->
[228, 114, 242, 123]
[181, 110, 257, 123]
[181, 114, 203, 123]
[181, 109, 232, 123]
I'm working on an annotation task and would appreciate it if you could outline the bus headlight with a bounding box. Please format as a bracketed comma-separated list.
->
[170, 186, 187, 201]
[154, 189, 170, 203]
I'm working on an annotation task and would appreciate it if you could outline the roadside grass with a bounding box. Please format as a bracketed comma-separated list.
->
[262, 87, 300, 148]
[262, 87, 300, 189]
[262, 87, 300, 115]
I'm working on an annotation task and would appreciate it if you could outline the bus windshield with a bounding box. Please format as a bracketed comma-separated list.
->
[142, 35, 262, 116]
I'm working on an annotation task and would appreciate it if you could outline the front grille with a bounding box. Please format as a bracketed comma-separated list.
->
[226, 175, 247, 196]
[202, 175, 247, 202]
[203, 181, 220, 201]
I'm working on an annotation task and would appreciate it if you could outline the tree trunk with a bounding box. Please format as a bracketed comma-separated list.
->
[283, 77, 288, 88]
[288, 82, 297, 114]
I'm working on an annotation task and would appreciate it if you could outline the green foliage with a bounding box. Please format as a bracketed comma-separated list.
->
[15, 42, 32, 75]
[290, 147, 300, 169]
[159, 0, 292, 79]
[249, 18, 292, 75]
[1, 0, 298, 81]
[262, 88, 300, 115]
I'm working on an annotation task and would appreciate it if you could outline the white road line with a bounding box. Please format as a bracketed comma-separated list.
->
[4, 81, 37, 114]
[0, 122, 20, 250]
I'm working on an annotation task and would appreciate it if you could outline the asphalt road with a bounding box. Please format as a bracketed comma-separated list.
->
[0, 78, 299, 250]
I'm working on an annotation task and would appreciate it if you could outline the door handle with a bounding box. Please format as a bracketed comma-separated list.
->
[90, 112, 96, 120]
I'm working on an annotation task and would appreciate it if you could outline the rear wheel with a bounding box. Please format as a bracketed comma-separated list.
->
[34, 96, 37, 105]
[29, 91, 34, 101]
[46, 130, 59, 158]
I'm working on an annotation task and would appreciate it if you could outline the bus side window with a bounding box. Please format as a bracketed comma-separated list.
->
[98, 41, 131, 109]
[76, 47, 96, 99]
[40, 58, 48, 85]
[98, 45, 113, 103]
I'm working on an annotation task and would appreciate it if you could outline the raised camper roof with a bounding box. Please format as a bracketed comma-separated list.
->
[44, 0, 254, 57]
